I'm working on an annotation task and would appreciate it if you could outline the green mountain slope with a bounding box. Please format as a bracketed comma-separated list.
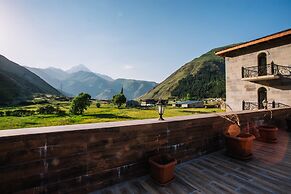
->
[141, 46, 232, 100]
[0, 55, 62, 105]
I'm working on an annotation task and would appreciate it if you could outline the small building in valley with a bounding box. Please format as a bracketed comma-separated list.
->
[216, 29, 291, 111]
[126, 100, 140, 108]
[140, 99, 157, 107]
[173, 100, 204, 108]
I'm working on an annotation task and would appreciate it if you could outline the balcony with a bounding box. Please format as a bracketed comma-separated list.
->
[241, 64, 291, 81]
[242, 101, 290, 110]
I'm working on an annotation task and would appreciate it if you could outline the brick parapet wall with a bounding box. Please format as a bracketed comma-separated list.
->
[0, 108, 290, 193]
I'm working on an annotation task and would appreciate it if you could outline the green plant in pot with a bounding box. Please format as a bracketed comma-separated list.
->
[256, 110, 278, 143]
[149, 153, 177, 185]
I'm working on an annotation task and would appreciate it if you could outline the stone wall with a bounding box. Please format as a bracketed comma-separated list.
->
[225, 42, 291, 111]
[0, 108, 290, 194]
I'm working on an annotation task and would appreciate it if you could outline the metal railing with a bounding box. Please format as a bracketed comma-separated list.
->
[242, 100, 290, 110]
[242, 64, 291, 78]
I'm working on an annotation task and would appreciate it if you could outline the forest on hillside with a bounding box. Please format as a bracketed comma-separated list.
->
[171, 60, 225, 100]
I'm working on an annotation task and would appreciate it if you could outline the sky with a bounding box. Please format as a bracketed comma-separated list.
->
[0, 0, 290, 82]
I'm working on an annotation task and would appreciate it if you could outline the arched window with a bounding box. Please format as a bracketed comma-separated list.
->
[258, 87, 267, 109]
[258, 53, 267, 76]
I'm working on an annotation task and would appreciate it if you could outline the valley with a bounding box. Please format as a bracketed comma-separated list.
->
[0, 99, 222, 130]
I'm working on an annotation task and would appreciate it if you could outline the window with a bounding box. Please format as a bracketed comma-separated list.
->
[258, 87, 267, 109]
[258, 53, 267, 76]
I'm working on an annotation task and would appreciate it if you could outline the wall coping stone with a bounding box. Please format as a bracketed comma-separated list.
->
[0, 108, 290, 138]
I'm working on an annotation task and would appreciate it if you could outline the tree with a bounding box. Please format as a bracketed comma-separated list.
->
[70, 93, 91, 115]
[186, 93, 192, 100]
[113, 93, 126, 108]
[37, 105, 56, 114]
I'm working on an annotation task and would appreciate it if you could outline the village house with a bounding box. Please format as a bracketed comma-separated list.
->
[172, 100, 204, 108]
[140, 99, 157, 107]
[216, 29, 291, 111]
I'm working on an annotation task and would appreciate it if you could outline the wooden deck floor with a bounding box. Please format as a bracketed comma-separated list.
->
[92, 130, 291, 194]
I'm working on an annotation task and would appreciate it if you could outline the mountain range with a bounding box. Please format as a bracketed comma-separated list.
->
[141, 45, 233, 100]
[0, 44, 232, 105]
[0, 55, 61, 105]
[26, 64, 157, 100]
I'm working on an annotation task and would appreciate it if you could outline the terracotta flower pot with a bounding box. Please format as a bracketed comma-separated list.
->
[149, 155, 177, 185]
[224, 133, 255, 160]
[257, 125, 278, 143]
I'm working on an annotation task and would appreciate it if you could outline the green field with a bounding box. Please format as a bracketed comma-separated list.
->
[0, 101, 223, 130]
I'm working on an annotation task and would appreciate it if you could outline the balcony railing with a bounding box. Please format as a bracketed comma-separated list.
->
[242, 100, 290, 110]
[242, 64, 291, 79]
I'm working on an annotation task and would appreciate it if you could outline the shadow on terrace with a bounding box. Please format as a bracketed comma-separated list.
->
[93, 129, 291, 194]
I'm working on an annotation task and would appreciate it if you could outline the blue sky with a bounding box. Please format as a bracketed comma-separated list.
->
[0, 0, 290, 82]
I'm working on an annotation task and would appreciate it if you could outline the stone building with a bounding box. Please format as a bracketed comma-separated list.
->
[216, 29, 291, 111]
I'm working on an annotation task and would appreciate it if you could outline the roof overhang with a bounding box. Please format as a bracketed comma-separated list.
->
[215, 29, 291, 57]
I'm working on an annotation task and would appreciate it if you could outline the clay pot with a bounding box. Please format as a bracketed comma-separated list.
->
[149, 155, 177, 185]
[257, 125, 278, 143]
[224, 132, 255, 160]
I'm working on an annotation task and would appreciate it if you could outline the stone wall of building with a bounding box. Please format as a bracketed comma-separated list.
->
[226, 43, 291, 111]
[0, 108, 290, 193]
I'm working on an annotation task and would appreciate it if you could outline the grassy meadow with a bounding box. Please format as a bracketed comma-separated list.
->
[0, 101, 223, 130]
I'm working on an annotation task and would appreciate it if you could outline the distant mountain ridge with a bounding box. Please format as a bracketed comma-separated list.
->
[0, 55, 62, 105]
[141, 45, 235, 100]
[66, 64, 92, 74]
[66, 64, 114, 81]
[26, 65, 157, 100]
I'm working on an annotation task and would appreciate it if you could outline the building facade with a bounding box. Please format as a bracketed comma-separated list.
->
[216, 29, 291, 111]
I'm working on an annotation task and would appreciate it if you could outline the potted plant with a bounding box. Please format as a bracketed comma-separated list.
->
[223, 124, 255, 160]
[256, 110, 278, 143]
[149, 154, 177, 185]
[220, 106, 255, 160]
[256, 125, 278, 143]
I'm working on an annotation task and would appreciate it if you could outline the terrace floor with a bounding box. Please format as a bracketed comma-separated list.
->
[92, 130, 291, 194]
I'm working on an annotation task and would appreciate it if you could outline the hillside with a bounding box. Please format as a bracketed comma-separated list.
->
[27, 65, 157, 100]
[0, 55, 62, 105]
[141, 46, 233, 100]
